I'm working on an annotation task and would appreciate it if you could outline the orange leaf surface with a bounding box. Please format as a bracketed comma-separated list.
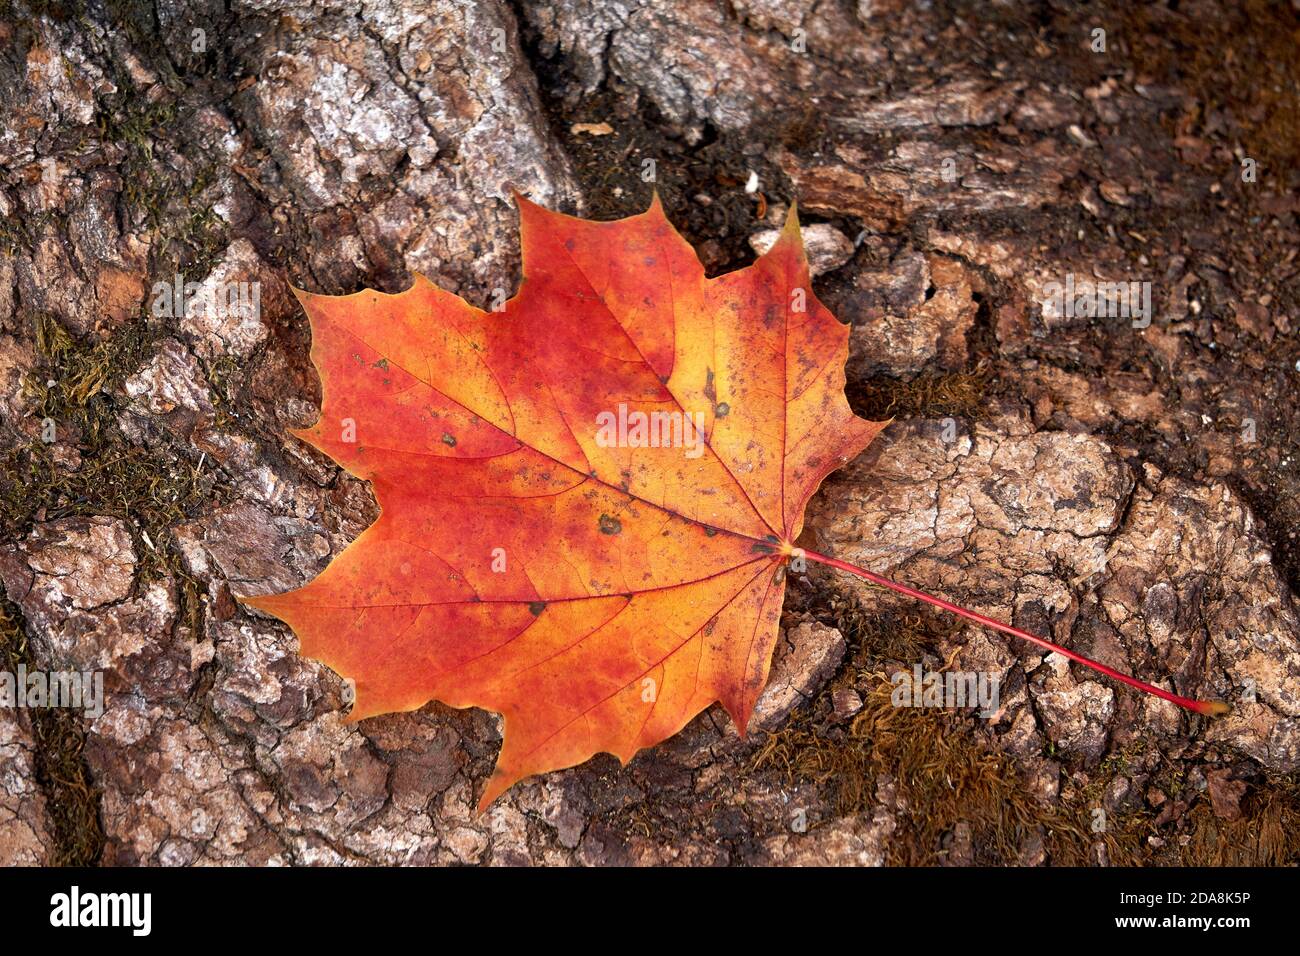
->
[242, 196, 887, 809]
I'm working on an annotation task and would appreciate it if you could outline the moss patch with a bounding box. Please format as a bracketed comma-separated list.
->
[0, 313, 217, 862]
[1180, 778, 1300, 866]
[849, 366, 991, 422]
[0, 599, 105, 866]
[752, 668, 1107, 865]
[748, 596, 1300, 866]
[2, 314, 214, 580]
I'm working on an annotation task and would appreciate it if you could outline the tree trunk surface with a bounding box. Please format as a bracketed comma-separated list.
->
[0, 0, 1297, 866]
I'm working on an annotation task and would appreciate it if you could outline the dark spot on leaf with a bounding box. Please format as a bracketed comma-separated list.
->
[703, 526, 717, 537]
[373, 358, 389, 370]
[716, 402, 730, 418]
[599, 514, 622, 535]
[528, 601, 546, 616]
[442, 433, 457, 447]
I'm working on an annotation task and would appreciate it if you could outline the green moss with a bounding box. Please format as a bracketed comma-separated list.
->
[753, 673, 1104, 865]
[746, 604, 1201, 866]
[2, 314, 215, 582]
[746, 592, 1300, 865]
[96, 95, 222, 271]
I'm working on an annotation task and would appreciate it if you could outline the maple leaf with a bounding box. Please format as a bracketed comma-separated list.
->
[243, 196, 885, 808]
[243, 195, 1226, 810]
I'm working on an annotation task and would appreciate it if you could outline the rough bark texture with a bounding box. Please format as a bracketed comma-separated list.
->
[1, 0, 1298, 865]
